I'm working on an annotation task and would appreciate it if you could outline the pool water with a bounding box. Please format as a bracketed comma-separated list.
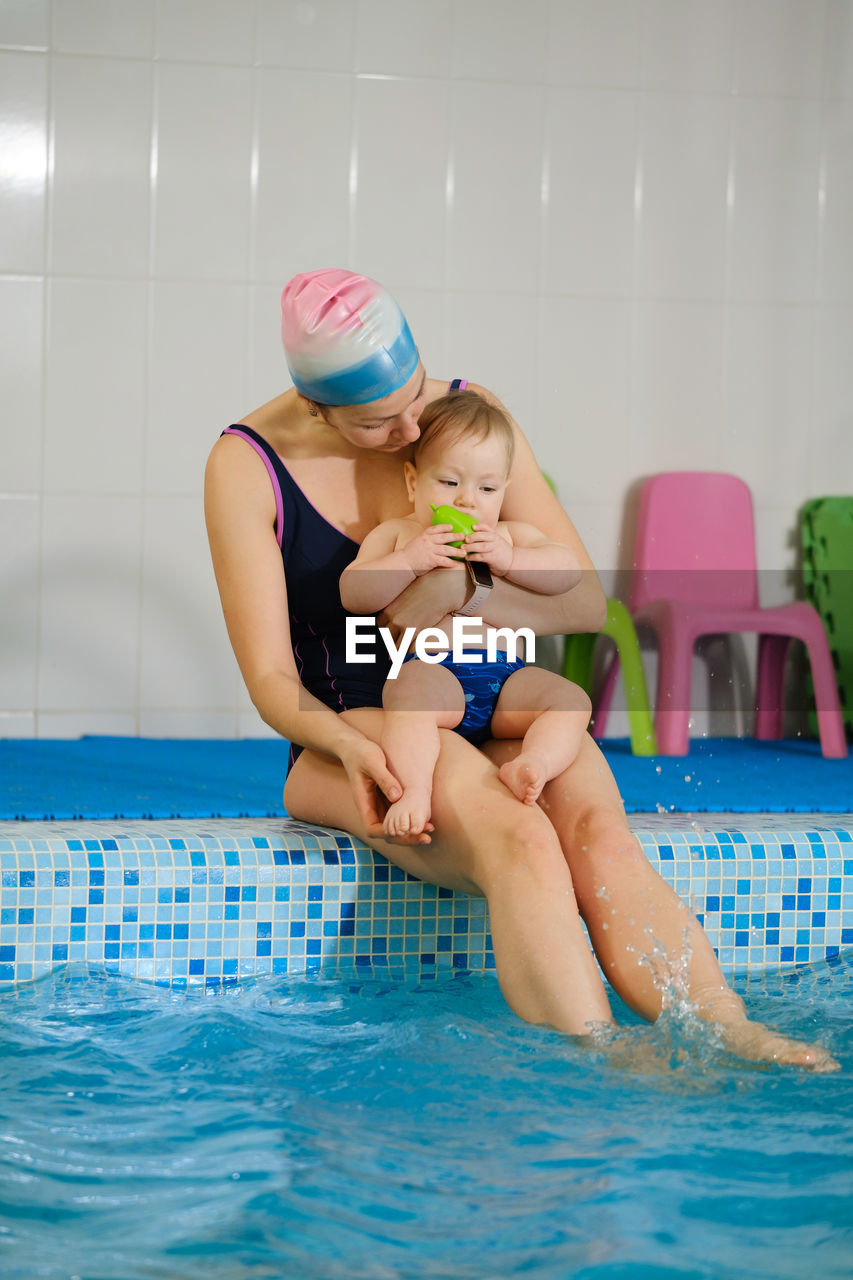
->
[1, 959, 851, 1280]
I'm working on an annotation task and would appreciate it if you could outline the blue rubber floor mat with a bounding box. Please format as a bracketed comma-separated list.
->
[0, 735, 850, 820]
[0, 738, 290, 821]
[601, 736, 851, 814]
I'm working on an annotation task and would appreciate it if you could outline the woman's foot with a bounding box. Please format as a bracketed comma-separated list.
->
[695, 986, 838, 1071]
[498, 754, 550, 805]
[383, 786, 432, 838]
[712, 1017, 839, 1072]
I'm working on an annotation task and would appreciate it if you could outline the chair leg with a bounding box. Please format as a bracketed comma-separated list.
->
[603, 599, 657, 755]
[592, 651, 620, 738]
[563, 628, 622, 738]
[653, 617, 693, 755]
[562, 632, 596, 693]
[755, 634, 789, 741]
[803, 635, 849, 759]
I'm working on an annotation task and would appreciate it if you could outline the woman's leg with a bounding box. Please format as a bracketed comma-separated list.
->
[381, 661, 465, 837]
[483, 732, 838, 1069]
[284, 708, 613, 1037]
[489, 667, 591, 805]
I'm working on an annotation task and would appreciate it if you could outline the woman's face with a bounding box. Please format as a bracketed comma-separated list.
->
[318, 364, 428, 452]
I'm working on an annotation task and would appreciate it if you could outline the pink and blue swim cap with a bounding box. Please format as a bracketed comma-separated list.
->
[281, 269, 419, 406]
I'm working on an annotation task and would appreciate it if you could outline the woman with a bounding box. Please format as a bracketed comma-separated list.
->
[205, 269, 834, 1070]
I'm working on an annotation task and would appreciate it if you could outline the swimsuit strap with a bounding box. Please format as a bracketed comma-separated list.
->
[222, 425, 285, 548]
[449, 378, 469, 392]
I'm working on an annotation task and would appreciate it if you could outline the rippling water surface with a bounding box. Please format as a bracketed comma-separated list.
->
[1, 958, 851, 1280]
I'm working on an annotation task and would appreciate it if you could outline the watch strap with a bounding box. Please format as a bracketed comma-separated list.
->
[454, 561, 493, 616]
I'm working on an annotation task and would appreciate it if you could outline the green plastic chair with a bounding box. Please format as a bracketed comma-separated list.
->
[540, 473, 657, 755]
[801, 496, 853, 740]
[562, 598, 658, 756]
[539, 474, 657, 755]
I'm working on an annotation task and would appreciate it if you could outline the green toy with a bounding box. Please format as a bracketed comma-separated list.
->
[431, 504, 477, 551]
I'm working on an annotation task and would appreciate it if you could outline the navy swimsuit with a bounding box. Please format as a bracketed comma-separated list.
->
[222, 422, 391, 765]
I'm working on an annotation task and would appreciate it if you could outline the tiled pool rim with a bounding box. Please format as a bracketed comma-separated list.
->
[1, 814, 851, 989]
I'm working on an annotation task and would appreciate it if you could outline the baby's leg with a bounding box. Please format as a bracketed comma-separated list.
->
[381, 660, 466, 836]
[490, 668, 592, 806]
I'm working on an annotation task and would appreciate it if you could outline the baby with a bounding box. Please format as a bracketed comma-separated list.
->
[340, 390, 591, 838]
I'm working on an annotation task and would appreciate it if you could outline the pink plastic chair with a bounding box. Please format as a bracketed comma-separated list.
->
[595, 472, 847, 758]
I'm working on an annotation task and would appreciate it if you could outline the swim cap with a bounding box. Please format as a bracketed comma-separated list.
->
[281, 269, 419, 406]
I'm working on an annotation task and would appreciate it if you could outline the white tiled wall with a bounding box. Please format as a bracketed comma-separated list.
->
[1, 0, 851, 739]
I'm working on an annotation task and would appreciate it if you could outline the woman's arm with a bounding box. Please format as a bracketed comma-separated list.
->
[475, 382, 605, 630]
[204, 435, 409, 832]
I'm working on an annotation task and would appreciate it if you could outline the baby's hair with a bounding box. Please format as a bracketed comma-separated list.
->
[413, 389, 515, 473]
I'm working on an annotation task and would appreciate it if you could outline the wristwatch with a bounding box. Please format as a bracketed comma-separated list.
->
[453, 560, 494, 617]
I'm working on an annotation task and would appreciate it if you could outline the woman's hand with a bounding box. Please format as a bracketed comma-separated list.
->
[377, 565, 468, 640]
[462, 524, 513, 576]
[339, 737, 434, 845]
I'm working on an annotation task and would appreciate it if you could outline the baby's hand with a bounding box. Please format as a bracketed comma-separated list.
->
[463, 524, 513, 576]
[402, 526, 463, 575]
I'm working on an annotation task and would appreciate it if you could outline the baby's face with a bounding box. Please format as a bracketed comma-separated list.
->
[405, 432, 509, 528]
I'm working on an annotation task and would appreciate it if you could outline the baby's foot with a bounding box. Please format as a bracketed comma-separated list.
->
[713, 1018, 839, 1073]
[383, 787, 432, 838]
[499, 754, 550, 805]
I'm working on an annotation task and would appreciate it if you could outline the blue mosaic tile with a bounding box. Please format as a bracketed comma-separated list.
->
[0, 816, 851, 988]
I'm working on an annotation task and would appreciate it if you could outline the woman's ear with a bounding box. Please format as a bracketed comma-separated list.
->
[403, 460, 418, 503]
[297, 393, 321, 419]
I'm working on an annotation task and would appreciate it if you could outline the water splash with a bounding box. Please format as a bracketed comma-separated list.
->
[630, 924, 694, 1015]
